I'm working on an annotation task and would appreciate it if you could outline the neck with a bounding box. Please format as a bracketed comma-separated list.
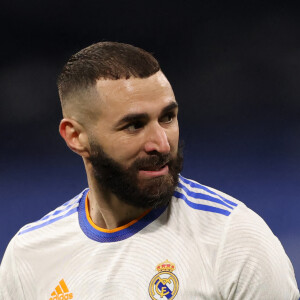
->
[86, 169, 147, 230]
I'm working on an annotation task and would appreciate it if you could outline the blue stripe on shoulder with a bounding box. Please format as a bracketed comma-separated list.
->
[177, 181, 234, 210]
[174, 191, 231, 216]
[18, 207, 78, 235]
[18, 191, 86, 235]
[179, 175, 238, 207]
[39, 202, 78, 222]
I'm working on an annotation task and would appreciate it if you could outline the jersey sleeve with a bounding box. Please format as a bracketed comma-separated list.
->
[215, 204, 300, 300]
[0, 237, 25, 300]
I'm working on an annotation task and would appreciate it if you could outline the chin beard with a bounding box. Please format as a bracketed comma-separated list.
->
[87, 142, 183, 209]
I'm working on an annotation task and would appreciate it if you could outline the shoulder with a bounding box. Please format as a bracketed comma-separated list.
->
[175, 174, 241, 216]
[170, 174, 246, 249]
[174, 175, 299, 299]
[12, 189, 88, 247]
[174, 175, 285, 255]
[173, 174, 244, 235]
[0, 189, 88, 298]
[175, 174, 273, 231]
[215, 203, 299, 299]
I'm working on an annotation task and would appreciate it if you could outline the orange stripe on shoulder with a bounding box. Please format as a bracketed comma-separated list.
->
[85, 192, 151, 233]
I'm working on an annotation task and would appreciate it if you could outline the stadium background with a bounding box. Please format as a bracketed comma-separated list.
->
[0, 1, 299, 287]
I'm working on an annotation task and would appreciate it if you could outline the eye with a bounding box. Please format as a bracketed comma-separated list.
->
[125, 121, 144, 132]
[160, 112, 175, 124]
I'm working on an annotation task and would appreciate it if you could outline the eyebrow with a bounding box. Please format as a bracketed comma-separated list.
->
[160, 102, 178, 116]
[115, 101, 178, 128]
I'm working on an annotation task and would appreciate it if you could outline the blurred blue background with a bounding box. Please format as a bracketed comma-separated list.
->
[0, 0, 299, 288]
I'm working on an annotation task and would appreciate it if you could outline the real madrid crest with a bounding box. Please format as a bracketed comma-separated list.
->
[149, 260, 179, 300]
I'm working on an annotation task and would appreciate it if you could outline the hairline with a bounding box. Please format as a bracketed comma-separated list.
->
[61, 70, 164, 125]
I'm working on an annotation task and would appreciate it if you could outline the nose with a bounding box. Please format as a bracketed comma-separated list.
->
[144, 126, 170, 154]
[144, 123, 171, 154]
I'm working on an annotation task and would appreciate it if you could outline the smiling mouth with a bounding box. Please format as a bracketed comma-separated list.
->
[139, 164, 169, 178]
[140, 163, 167, 171]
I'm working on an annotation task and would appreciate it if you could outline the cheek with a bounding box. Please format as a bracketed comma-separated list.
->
[168, 126, 180, 150]
[105, 136, 141, 164]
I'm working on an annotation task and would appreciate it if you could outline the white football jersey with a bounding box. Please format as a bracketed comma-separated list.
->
[0, 175, 299, 300]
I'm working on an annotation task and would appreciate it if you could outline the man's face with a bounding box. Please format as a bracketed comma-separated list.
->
[87, 71, 182, 208]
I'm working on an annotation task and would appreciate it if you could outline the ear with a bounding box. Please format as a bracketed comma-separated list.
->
[59, 118, 90, 157]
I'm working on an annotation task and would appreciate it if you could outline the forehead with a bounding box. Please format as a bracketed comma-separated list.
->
[94, 71, 176, 116]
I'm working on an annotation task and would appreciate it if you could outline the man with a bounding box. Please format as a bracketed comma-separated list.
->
[0, 42, 299, 300]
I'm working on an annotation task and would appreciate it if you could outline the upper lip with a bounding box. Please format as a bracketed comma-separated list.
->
[140, 162, 168, 171]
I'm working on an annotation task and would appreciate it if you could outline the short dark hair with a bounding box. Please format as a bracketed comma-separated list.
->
[57, 41, 161, 103]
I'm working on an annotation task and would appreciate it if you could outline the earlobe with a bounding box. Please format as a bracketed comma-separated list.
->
[59, 118, 90, 157]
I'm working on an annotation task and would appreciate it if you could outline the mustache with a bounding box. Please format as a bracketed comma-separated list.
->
[131, 153, 171, 171]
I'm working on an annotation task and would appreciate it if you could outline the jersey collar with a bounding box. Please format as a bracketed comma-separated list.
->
[78, 189, 167, 242]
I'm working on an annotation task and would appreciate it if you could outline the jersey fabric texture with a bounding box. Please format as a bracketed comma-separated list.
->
[1, 175, 299, 300]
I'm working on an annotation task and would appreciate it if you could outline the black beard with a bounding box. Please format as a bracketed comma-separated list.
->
[87, 142, 183, 209]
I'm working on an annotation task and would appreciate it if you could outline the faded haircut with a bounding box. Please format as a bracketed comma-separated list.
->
[57, 41, 161, 107]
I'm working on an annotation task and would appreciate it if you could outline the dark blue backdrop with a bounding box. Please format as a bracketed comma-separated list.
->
[0, 0, 299, 289]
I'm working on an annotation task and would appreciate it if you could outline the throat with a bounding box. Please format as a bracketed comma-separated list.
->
[86, 191, 149, 231]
